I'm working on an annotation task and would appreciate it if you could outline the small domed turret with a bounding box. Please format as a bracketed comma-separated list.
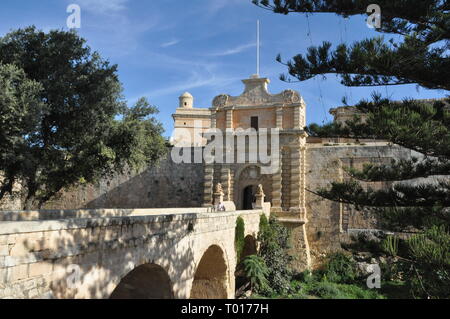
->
[179, 92, 193, 108]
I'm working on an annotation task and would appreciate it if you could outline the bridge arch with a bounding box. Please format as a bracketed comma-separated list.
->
[190, 244, 229, 299]
[110, 263, 174, 299]
[235, 234, 258, 296]
[242, 235, 257, 259]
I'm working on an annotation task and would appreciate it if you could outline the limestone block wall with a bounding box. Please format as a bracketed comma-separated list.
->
[0, 207, 269, 299]
[40, 151, 204, 210]
[305, 142, 412, 267]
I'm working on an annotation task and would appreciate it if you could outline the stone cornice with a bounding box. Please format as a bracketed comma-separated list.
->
[211, 76, 305, 109]
[211, 103, 304, 111]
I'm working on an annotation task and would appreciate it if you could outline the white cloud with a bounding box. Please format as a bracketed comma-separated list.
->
[207, 0, 247, 15]
[160, 39, 180, 48]
[207, 42, 256, 57]
[70, 0, 129, 15]
[129, 56, 239, 101]
[146, 73, 238, 98]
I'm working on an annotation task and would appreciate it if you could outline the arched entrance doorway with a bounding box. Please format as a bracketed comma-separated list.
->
[235, 165, 272, 209]
[190, 245, 228, 299]
[110, 263, 174, 299]
[243, 185, 255, 210]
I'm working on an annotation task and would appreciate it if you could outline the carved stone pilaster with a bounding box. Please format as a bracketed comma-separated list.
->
[213, 183, 224, 206]
[299, 146, 307, 220]
[220, 167, 232, 201]
[203, 165, 214, 206]
[281, 147, 291, 211]
[289, 145, 301, 212]
[211, 110, 217, 129]
[226, 109, 233, 129]
[271, 152, 282, 213]
[293, 106, 301, 129]
[276, 107, 283, 129]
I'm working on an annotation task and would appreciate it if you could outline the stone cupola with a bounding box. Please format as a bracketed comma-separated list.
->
[179, 92, 194, 108]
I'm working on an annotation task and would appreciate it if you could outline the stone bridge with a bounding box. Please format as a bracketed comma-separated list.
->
[0, 204, 270, 299]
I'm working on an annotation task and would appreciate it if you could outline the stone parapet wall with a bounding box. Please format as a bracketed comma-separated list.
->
[0, 207, 268, 299]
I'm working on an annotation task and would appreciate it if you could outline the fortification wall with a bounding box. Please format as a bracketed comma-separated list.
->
[40, 151, 204, 210]
[304, 142, 412, 266]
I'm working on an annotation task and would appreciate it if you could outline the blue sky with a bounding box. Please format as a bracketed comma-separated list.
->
[0, 0, 447, 138]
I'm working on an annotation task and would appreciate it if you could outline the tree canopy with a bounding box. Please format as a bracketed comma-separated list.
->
[254, 0, 449, 89]
[0, 27, 167, 209]
[253, 0, 449, 298]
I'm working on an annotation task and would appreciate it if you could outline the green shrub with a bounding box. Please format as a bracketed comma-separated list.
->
[259, 214, 269, 232]
[319, 252, 358, 284]
[337, 283, 385, 299]
[381, 235, 399, 256]
[405, 225, 450, 299]
[308, 282, 347, 299]
[257, 217, 293, 296]
[301, 281, 385, 299]
[235, 216, 245, 261]
[242, 255, 269, 291]
[342, 232, 384, 255]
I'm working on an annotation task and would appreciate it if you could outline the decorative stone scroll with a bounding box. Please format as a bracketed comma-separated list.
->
[211, 77, 303, 108]
[212, 94, 229, 108]
[282, 89, 301, 104]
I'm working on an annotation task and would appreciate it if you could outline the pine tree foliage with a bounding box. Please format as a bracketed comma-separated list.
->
[253, 0, 450, 89]
[253, 0, 450, 298]
[257, 217, 293, 295]
[242, 255, 270, 291]
[406, 225, 450, 298]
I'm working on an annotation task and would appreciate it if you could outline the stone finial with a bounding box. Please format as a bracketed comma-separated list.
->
[255, 184, 265, 197]
[213, 183, 224, 209]
[214, 183, 224, 195]
[254, 184, 265, 209]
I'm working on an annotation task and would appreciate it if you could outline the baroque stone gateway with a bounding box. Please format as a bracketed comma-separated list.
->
[0, 75, 414, 299]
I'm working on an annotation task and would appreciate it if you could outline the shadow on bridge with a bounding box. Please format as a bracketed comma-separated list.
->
[9, 214, 201, 299]
[110, 263, 174, 299]
[190, 245, 228, 299]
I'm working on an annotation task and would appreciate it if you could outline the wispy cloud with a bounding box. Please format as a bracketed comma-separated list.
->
[207, 42, 256, 57]
[70, 0, 129, 15]
[160, 39, 180, 48]
[207, 0, 248, 15]
[130, 56, 238, 101]
[145, 73, 237, 98]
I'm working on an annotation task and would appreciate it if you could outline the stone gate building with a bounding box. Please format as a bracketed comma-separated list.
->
[1, 75, 415, 272]
[171, 75, 414, 270]
[172, 75, 311, 269]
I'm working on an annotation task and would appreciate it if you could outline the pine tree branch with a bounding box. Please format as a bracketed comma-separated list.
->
[314, 180, 450, 208]
[344, 158, 450, 182]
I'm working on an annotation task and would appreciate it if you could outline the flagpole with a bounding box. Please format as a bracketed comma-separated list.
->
[257, 20, 260, 76]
